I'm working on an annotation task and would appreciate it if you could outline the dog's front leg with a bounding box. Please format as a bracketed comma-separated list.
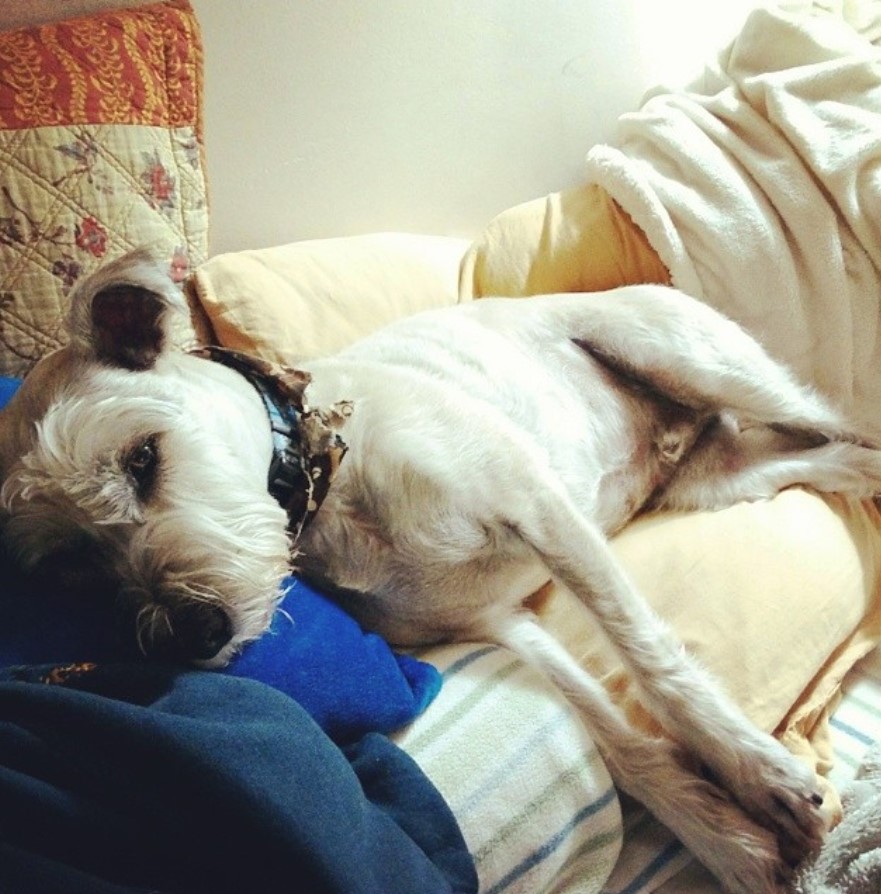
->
[501, 479, 826, 868]
[496, 614, 801, 894]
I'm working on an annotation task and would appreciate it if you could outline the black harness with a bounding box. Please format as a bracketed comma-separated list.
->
[190, 346, 350, 541]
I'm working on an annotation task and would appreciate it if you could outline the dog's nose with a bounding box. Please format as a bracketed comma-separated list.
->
[171, 602, 233, 661]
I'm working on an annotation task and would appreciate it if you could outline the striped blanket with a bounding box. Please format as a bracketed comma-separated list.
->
[397, 640, 881, 894]
[396, 643, 623, 894]
[395, 644, 881, 894]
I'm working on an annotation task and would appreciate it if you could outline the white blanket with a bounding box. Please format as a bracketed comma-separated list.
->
[586, 1, 881, 437]
[796, 737, 881, 894]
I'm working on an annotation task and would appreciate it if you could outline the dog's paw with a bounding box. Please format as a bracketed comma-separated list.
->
[636, 743, 811, 894]
[700, 824, 793, 894]
[727, 743, 828, 868]
[673, 777, 800, 894]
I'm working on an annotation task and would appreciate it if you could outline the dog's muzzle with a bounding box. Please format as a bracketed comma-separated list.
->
[130, 598, 234, 663]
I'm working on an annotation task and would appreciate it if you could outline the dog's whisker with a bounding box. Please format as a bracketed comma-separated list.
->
[134, 602, 172, 657]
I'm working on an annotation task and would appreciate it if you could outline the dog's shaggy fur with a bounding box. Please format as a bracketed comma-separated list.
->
[3, 251, 881, 893]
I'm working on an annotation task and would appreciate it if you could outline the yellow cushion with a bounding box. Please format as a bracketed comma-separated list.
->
[538, 490, 881, 811]
[459, 183, 670, 300]
[187, 233, 470, 364]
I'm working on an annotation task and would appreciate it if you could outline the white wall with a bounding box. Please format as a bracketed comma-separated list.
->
[192, 1, 763, 254]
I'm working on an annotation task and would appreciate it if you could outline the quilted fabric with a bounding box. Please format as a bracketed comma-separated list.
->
[0, 0, 207, 377]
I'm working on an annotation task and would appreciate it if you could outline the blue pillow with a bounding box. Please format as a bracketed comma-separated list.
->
[0, 376, 441, 741]
[0, 377, 19, 406]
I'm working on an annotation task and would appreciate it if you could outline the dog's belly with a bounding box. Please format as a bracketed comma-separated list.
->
[299, 308, 703, 641]
[310, 312, 701, 530]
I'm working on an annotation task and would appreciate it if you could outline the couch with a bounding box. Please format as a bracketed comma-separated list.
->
[187, 225, 881, 894]
[2, 3, 881, 893]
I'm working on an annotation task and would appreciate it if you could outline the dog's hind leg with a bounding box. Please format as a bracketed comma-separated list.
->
[656, 418, 881, 510]
[553, 286, 881, 502]
[544, 286, 857, 440]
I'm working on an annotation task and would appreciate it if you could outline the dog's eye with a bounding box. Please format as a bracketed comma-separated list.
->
[125, 435, 160, 497]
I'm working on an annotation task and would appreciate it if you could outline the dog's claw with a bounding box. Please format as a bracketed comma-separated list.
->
[754, 781, 826, 872]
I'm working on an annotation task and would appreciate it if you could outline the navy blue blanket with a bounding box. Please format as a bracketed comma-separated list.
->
[0, 666, 477, 894]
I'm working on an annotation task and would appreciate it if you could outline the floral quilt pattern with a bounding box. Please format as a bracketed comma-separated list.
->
[0, 0, 208, 377]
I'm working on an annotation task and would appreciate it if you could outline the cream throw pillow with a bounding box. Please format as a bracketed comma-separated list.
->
[187, 233, 470, 365]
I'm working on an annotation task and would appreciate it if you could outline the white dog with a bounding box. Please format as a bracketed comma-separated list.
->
[2, 251, 879, 893]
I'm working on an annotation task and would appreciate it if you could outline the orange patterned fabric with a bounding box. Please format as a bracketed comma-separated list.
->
[0, 0, 208, 377]
[0, 0, 200, 131]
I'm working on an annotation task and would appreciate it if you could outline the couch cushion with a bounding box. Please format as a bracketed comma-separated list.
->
[186, 233, 470, 363]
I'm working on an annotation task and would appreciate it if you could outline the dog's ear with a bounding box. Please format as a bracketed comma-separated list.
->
[66, 248, 188, 371]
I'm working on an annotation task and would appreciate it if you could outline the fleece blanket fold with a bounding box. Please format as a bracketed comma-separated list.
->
[797, 739, 881, 893]
[585, 3, 881, 437]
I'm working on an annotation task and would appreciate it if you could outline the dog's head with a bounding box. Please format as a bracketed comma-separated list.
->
[0, 251, 291, 665]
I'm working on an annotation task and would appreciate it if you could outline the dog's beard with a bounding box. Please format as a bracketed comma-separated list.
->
[1, 482, 292, 665]
[122, 497, 292, 665]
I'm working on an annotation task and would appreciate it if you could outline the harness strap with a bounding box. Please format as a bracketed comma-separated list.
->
[189, 346, 351, 541]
